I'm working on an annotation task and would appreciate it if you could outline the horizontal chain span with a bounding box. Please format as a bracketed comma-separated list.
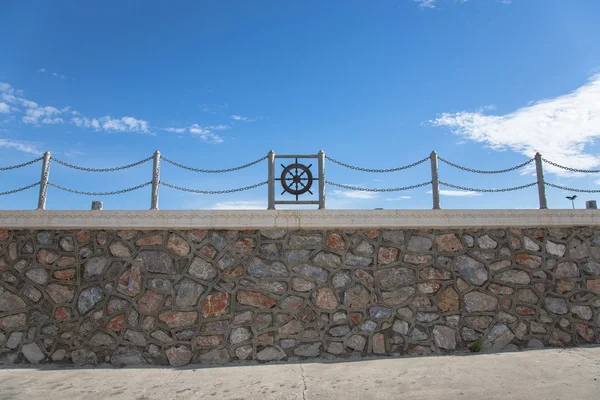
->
[52, 156, 153, 172]
[325, 155, 430, 173]
[542, 158, 600, 173]
[438, 157, 534, 174]
[48, 181, 152, 196]
[439, 181, 537, 193]
[161, 181, 268, 194]
[162, 155, 267, 173]
[0, 157, 43, 171]
[327, 181, 432, 192]
[546, 182, 600, 193]
[0, 182, 40, 196]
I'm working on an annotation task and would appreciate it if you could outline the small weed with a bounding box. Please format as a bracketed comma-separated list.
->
[469, 338, 483, 352]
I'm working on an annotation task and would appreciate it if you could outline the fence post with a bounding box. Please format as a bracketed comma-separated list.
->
[267, 150, 275, 210]
[535, 152, 548, 209]
[151, 150, 161, 210]
[37, 151, 51, 210]
[318, 150, 326, 209]
[430, 151, 440, 209]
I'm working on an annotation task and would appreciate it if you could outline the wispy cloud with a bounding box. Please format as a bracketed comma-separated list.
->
[0, 102, 9, 114]
[431, 73, 600, 175]
[427, 189, 481, 197]
[331, 189, 378, 200]
[199, 103, 228, 114]
[415, 0, 437, 8]
[0, 139, 42, 155]
[164, 124, 225, 144]
[231, 115, 262, 122]
[37, 68, 65, 79]
[385, 195, 412, 201]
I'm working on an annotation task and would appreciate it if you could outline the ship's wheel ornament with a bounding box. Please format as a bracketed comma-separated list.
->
[277, 159, 314, 201]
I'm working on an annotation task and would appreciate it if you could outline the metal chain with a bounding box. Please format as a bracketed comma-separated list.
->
[0, 182, 40, 196]
[52, 156, 153, 172]
[438, 157, 534, 174]
[161, 181, 267, 194]
[161, 155, 267, 173]
[0, 157, 43, 171]
[325, 155, 429, 173]
[542, 158, 600, 173]
[439, 181, 537, 193]
[545, 182, 600, 193]
[326, 180, 432, 192]
[48, 181, 152, 196]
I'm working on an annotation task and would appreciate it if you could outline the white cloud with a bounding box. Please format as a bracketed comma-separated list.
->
[0, 139, 42, 155]
[164, 127, 186, 133]
[385, 195, 412, 201]
[208, 124, 229, 131]
[0, 102, 9, 114]
[431, 73, 600, 175]
[211, 200, 265, 210]
[37, 68, 46, 73]
[415, 0, 436, 8]
[427, 189, 481, 197]
[331, 189, 378, 200]
[100, 116, 150, 133]
[189, 124, 224, 144]
[231, 115, 246, 121]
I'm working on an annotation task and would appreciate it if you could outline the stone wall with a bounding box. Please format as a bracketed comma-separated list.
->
[0, 227, 599, 366]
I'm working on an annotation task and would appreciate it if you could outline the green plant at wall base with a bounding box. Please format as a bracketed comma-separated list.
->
[469, 338, 483, 353]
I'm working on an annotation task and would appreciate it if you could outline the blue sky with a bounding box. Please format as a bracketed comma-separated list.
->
[2, 0, 600, 210]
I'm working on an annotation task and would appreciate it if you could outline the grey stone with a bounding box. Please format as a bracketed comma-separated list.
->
[78, 286, 104, 315]
[343, 285, 371, 308]
[530, 321, 547, 334]
[111, 346, 145, 366]
[332, 271, 352, 289]
[25, 268, 49, 285]
[555, 262, 580, 279]
[464, 291, 498, 312]
[346, 335, 367, 351]
[312, 252, 342, 269]
[571, 305, 593, 320]
[410, 327, 429, 341]
[461, 327, 480, 341]
[345, 253, 372, 267]
[262, 230, 287, 240]
[433, 325, 456, 350]
[6, 332, 23, 349]
[293, 264, 328, 283]
[569, 239, 588, 259]
[89, 332, 115, 347]
[463, 235, 474, 248]
[361, 320, 377, 332]
[128, 309, 139, 328]
[216, 252, 237, 270]
[435, 256, 453, 270]
[210, 231, 229, 249]
[135, 250, 176, 274]
[375, 267, 416, 290]
[230, 327, 252, 344]
[407, 236, 433, 252]
[489, 260, 511, 272]
[544, 297, 568, 315]
[523, 237, 540, 251]
[516, 289, 539, 304]
[355, 241, 375, 256]
[0, 292, 27, 311]
[199, 349, 230, 364]
[393, 320, 409, 335]
[332, 311, 347, 323]
[280, 339, 296, 349]
[146, 278, 172, 293]
[51, 349, 67, 361]
[483, 324, 515, 351]
[175, 278, 204, 307]
[382, 287, 416, 306]
[294, 343, 321, 357]
[188, 257, 218, 280]
[369, 307, 392, 319]
[417, 313, 440, 323]
[477, 235, 497, 249]
[235, 345, 253, 360]
[83, 257, 109, 281]
[497, 312, 517, 324]
[582, 261, 600, 275]
[289, 234, 322, 247]
[546, 241, 566, 257]
[328, 342, 344, 355]
[124, 330, 147, 346]
[248, 257, 288, 278]
[527, 339, 545, 349]
[283, 250, 311, 264]
[292, 278, 316, 292]
[496, 269, 530, 285]
[382, 230, 404, 244]
[151, 330, 173, 343]
[256, 346, 286, 361]
[59, 237, 75, 252]
[329, 325, 351, 337]
[456, 255, 488, 286]
[71, 349, 98, 365]
[260, 243, 280, 258]
[36, 231, 53, 244]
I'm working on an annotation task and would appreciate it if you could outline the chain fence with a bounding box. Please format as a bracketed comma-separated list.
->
[3, 150, 600, 208]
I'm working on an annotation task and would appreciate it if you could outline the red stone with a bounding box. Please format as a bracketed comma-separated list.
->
[117, 230, 137, 240]
[46, 283, 75, 304]
[231, 238, 256, 255]
[0, 257, 8, 270]
[355, 270, 374, 288]
[509, 237, 522, 250]
[57, 256, 77, 267]
[557, 280, 576, 293]
[350, 312, 362, 325]
[106, 314, 126, 332]
[534, 283, 547, 294]
[187, 230, 208, 242]
[200, 245, 218, 259]
[420, 267, 452, 280]
[534, 230, 544, 239]
[117, 265, 142, 297]
[378, 247, 398, 265]
[364, 229, 379, 239]
[437, 287, 459, 312]
[137, 290, 164, 314]
[411, 296, 433, 308]
[54, 268, 76, 280]
[54, 307, 72, 322]
[166, 345, 192, 366]
[516, 305, 535, 316]
[256, 332, 274, 344]
[76, 230, 91, 243]
[36, 249, 58, 265]
[587, 279, 600, 294]
[0, 230, 8, 241]
[159, 311, 197, 328]
[167, 234, 190, 257]
[223, 265, 244, 279]
[196, 335, 223, 347]
[488, 284, 514, 295]
[403, 254, 433, 265]
[165, 296, 173, 306]
[0, 313, 26, 329]
[201, 292, 230, 318]
[435, 234, 463, 252]
[500, 299, 512, 310]
[313, 287, 338, 310]
[237, 290, 277, 309]
[326, 233, 346, 251]
[136, 235, 163, 246]
[373, 333, 386, 354]
[515, 253, 542, 268]
[574, 323, 595, 342]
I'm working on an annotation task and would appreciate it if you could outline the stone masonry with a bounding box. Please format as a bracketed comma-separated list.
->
[0, 227, 599, 366]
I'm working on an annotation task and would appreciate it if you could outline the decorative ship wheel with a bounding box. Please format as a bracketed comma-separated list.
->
[276, 158, 314, 201]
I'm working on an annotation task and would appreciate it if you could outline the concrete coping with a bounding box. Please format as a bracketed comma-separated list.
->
[0, 209, 599, 230]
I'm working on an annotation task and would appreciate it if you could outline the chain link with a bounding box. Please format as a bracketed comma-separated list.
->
[162, 155, 267, 173]
[0, 157, 43, 171]
[0, 182, 40, 196]
[52, 156, 153, 172]
[545, 182, 600, 193]
[326, 180, 432, 192]
[439, 181, 537, 193]
[325, 155, 429, 173]
[48, 181, 152, 196]
[438, 157, 534, 174]
[161, 181, 267, 194]
[542, 158, 600, 173]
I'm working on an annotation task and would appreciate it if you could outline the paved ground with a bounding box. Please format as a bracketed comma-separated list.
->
[0, 347, 599, 400]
